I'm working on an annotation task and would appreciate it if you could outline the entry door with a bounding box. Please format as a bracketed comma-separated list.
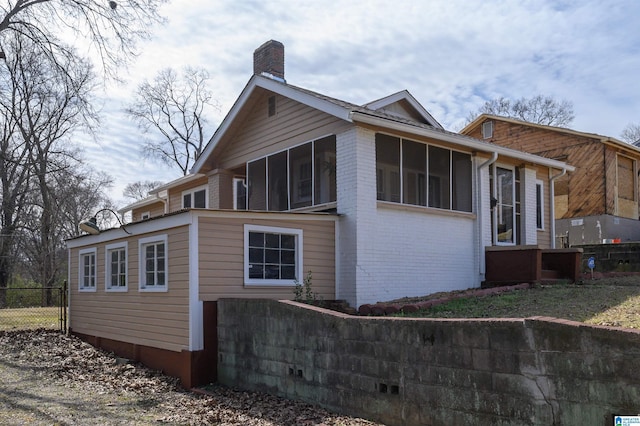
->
[494, 166, 515, 244]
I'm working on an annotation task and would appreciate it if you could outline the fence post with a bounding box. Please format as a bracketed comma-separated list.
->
[59, 280, 67, 333]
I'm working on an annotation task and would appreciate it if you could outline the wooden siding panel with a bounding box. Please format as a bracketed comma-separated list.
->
[69, 226, 191, 352]
[198, 217, 336, 301]
[477, 120, 608, 218]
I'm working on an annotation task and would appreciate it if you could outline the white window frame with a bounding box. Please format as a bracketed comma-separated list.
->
[493, 165, 517, 246]
[105, 242, 128, 292]
[182, 185, 208, 209]
[139, 234, 168, 292]
[78, 247, 97, 292]
[536, 179, 545, 231]
[243, 224, 303, 286]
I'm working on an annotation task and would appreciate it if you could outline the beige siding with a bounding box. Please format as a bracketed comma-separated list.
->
[217, 92, 347, 170]
[198, 216, 336, 301]
[69, 226, 191, 352]
[132, 201, 165, 221]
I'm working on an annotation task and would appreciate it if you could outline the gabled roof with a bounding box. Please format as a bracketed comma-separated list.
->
[191, 77, 574, 174]
[362, 90, 443, 129]
[462, 114, 640, 155]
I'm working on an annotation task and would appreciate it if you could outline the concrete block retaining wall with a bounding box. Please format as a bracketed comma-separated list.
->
[217, 299, 640, 426]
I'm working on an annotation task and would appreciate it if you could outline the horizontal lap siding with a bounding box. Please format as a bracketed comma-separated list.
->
[198, 217, 336, 301]
[132, 201, 165, 221]
[69, 226, 191, 352]
[218, 93, 346, 169]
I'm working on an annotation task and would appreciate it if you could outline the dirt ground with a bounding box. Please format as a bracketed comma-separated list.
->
[0, 329, 381, 426]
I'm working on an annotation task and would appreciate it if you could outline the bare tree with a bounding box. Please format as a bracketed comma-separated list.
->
[0, 0, 166, 78]
[123, 180, 163, 201]
[621, 123, 640, 145]
[126, 66, 218, 175]
[467, 95, 575, 127]
[3, 34, 102, 303]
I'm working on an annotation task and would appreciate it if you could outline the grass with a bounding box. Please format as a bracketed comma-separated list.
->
[0, 307, 60, 331]
[394, 276, 640, 330]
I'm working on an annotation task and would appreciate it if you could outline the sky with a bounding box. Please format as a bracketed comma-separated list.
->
[82, 0, 640, 207]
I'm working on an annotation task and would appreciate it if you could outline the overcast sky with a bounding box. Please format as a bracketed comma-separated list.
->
[83, 0, 640, 206]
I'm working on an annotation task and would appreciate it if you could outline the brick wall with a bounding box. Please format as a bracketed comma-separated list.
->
[218, 299, 640, 426]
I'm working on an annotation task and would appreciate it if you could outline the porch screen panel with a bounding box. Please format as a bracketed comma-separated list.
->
[428, 146, 451, 209]
[289, 143, 313, 209]
[402, 139, 426, 206]
[452, 151, 472, 212]
[314, 136, 337, 205]
[376, 134, 400, 202]
[248, 158, 266, 210]
[268, 151, 288, 211]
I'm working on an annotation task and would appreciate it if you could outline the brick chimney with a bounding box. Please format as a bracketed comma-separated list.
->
[253, 40, 285, 81]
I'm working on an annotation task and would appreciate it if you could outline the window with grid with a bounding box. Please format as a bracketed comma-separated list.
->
[139, 235, 167, 291]
[106, 242, 127, 291]
[244, 225, 302, 285]
[79, 248, 97, 291]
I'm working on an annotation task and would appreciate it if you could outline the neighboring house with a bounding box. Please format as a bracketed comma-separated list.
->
[462, 114, 640, 246]
[66, 41, 573, 387]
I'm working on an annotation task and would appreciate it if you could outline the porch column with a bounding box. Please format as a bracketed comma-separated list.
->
[520, 165, 538, 245]
[207, 169, 235, 209]
[336, 126, 377, 308]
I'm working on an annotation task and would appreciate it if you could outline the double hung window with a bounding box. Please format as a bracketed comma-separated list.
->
[106, 242, 127, 291]
[79, 248, 97, 291]
[139, 235, 168, 291]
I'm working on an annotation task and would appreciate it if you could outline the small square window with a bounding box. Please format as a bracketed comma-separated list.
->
[244, 225, 302, 286]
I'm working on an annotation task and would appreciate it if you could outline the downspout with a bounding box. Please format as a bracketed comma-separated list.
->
[156, 190, 169, 214]
[477, 152, 498, 275]
[549, 168, 567, 249]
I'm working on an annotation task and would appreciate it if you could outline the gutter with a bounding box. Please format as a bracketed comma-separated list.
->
[477, 152, 498, 275]
[549, 168, 567, 249]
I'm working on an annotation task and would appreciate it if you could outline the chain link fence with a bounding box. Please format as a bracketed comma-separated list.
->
[0, 282, 67, 332]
